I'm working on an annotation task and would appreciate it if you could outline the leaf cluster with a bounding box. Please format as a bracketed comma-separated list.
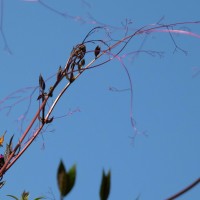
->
[57, 160, 111, 200]
[7, 191, 45, 200]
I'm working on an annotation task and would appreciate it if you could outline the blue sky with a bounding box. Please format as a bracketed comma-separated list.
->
[0, 0, 200, 199]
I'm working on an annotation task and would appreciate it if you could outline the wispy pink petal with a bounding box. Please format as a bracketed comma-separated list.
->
[149, 29, 200, 39]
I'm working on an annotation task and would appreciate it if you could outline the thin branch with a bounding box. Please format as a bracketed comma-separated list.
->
[166, 177, 200, 200]
[0, 20, 199, 181]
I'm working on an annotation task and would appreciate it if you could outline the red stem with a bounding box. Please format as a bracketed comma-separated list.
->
[0, 98, 48, 176]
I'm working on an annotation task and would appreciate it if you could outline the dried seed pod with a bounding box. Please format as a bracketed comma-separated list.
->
[46, 117, 54, 124]
[37, 92, 47, 100]
[0, 155, 4, 169]
[37, 94, 43, 100]
[57, 66, 63, 81]
[78, 59, 85, 72]
[0, 181, 5, 189]
[79, 44, 86, 54]
[70, 73, 75, 83]
[65, 73, 70, 81]
[94, 45, 101, 58]
[48, 86, 53, 97]
[39, 74, 45, 90]
[80, 59, 85, 66]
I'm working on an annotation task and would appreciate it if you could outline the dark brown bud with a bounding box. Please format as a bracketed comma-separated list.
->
[94, 46, 101, 58]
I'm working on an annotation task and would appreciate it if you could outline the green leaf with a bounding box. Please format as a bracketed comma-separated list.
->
[100, 170, 111, 200]
[57, 160, 67, 196]
[7, 195, 19, 200]
[57, 161, 76, 197]
[7, 193, 45, 200]
[34, 197, 46, 200]
[66, 164, 76, 195]
[21, 191, 29, 200]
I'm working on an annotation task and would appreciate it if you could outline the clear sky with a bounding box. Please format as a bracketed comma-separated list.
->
[0, 0, 200, 199]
